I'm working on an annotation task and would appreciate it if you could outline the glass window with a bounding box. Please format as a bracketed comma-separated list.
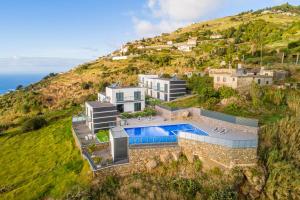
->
[257, 79, 261, 84]
[157, 83, 160, 91]
[134, 103, 141, 112]
[266, 81, 269, 85]
[223, 77, 226, 82]
[164, 84, 168, 92]
[157, 92, 160, 99]
[164, 94, 168, 101]
[116, 92, 124, 102]
[232, 78, 235, 81]
[134, 91, 141, 100]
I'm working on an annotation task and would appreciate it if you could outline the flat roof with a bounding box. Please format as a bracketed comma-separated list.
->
[86, 101, 115, 108]
[107, 86, 143, 89]
[110, 127, 128, 138]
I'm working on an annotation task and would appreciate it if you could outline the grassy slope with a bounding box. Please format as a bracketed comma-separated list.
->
[0, 116, 91, 200]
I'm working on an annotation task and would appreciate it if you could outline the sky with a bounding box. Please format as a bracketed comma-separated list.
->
[0, 0, 299, 74]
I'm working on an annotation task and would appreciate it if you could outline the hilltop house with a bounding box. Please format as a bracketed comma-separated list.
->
[138, 74, 186, 101]
[209, 65, 273, 91]
[98, 85, 145, 113]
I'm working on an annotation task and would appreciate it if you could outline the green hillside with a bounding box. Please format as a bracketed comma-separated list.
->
[0, 3, 300, 199]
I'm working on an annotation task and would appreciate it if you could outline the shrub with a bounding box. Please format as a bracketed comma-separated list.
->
[288, 40, 300, 49]
[22, 116, 47, 132]
[194, 159, 203, 171]
[209, 187, 238, 200]
[100, 175, 120, 197]
[219, 86, 237, 99]
[170, 178, 201, 198]
[81, 82, 93, 90]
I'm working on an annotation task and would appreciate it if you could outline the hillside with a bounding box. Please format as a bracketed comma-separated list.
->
[0, 3, 300, 200]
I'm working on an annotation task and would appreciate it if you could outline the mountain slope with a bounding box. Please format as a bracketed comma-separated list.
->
[0, 4, 300, 200]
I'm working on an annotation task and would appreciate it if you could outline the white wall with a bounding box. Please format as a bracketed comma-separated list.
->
[103, 87, 145, 112]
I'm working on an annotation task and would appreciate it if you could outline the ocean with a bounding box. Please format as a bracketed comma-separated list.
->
[0, 74, 46, 94]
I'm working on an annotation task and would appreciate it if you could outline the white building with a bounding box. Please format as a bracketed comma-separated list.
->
[138, 74, 186, 101]
[98, 85, 145, 113]
[177, 45, 192, 52]
[210, 34, 223, 39]
[112, 56, 128, 61]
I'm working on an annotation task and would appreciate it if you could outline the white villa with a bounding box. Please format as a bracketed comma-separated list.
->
[209, 65, 274, 91]
[138, 74, 186, 101]
[98, 85, 145, 113]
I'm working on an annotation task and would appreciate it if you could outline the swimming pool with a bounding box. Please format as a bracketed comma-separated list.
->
[124, 124, 208, 145]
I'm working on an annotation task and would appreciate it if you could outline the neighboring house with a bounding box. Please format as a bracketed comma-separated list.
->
[112, 56, 128, 60]
[167, 41, 173, 45]
[98, 85, 145, 113]
[210, 34, 223, 39]
[138, 74, 187, 101]
[120, 45, 129, 54]
[177, 45, 192, 52]
[209, 66, 273, 91]
[187, 37, 197, 46]
[85, 101, 118, 133]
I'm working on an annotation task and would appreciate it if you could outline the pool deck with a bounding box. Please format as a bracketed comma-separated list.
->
[120, 118, 257, 142]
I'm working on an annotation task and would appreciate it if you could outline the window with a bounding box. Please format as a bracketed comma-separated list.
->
[157, 83, 160, 91]
[116, 92, 124, 102]
[150, 82, 152, 89]
[134, 91, 141, 100]
[164, 84, 168, 93]
[134, 103, 141, 112]
[223, 77, 227, 82]
[164, 94, 168, 101]
[117, 104, 124, 113]
[217, 77, 220, 82]
[257, 79, 261, 84]
[232, 78, 235, 81]
[157, 92, 160, 99]
[146, 81, 148, 87]
[266, 81, 269, 85]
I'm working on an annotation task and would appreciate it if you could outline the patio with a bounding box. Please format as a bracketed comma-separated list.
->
[72, 121, 100, 147]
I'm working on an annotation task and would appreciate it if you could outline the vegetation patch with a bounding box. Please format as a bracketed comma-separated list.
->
[96, 130, 109, 143]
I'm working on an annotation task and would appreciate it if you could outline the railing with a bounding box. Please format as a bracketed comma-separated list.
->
[177, 131, 257, 148]
[129, 135, 178, 145]
[72, 115, 86, 123]
[116, 95, 145, 102]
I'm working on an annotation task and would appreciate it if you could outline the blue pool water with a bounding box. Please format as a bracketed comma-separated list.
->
[124, 124, 208, 145]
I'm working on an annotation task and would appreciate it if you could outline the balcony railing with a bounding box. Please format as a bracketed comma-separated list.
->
[116, 95, 145, 102]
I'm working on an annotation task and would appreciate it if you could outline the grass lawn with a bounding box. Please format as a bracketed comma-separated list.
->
[0, 117, 91, 200]
[96, 130, 109, 142]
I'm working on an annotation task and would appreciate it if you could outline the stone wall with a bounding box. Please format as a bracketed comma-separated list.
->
[95, 145, 181, 177]
[179, 138, 257, 168]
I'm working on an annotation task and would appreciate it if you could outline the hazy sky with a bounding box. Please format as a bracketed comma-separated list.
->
[0, 0, 298, 74]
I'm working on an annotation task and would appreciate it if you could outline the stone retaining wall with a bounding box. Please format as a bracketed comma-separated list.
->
[179, 138, 257, 168]
[95, 145, 180, 177]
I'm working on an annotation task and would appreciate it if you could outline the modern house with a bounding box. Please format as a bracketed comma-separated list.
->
[138, 74, 187, 101]
[98, 85, 145, 113]
[85, 101, 118, 133]
[209, 65, 273, 91]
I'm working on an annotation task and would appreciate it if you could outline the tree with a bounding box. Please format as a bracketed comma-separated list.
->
[250, 82, 263, 107]
[16, 85, 23, 90]
[22, 116, 47, 132]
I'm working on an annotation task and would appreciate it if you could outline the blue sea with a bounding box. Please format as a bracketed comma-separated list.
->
[0, 74, 46, 94]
